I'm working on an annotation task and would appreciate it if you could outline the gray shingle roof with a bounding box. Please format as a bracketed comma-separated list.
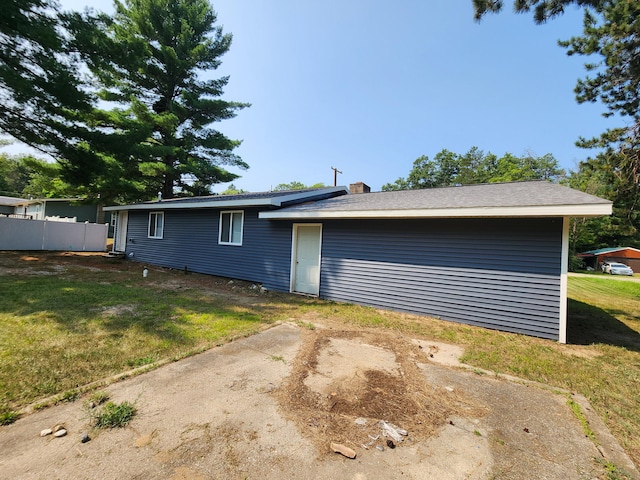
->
[260, 181, 612, 219]
[0, 195, 26, 207]
[139, 188, 321, 205]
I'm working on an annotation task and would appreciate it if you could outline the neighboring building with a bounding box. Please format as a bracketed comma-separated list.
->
[579, 247, 640, 272]
[10, 198, 113, 235]
[104, 181, 612, 343]
[0, 195, 26, 217]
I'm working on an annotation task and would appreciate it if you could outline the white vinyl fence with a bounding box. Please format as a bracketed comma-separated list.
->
[0, 217, 108, 251]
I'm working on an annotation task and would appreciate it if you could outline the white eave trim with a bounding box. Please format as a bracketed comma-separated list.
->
[259, 203, 613, 219]
[103, 186, 350, 212]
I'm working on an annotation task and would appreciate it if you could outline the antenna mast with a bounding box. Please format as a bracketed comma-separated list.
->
[331, 166, 342, 187]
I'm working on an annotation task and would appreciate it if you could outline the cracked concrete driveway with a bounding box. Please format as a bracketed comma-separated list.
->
[0, 323, 638, 479]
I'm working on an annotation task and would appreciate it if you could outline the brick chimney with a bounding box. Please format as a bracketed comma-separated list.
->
[349, 182, 371, 194]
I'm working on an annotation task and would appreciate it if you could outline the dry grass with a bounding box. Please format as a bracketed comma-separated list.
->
[275, 328, 485, 452]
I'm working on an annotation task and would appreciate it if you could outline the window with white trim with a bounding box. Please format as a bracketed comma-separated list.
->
[219, 211, 243, 245]
[148, 212, 164, 239]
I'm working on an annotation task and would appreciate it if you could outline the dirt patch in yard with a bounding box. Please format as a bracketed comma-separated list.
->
[276, 326, 486, 453]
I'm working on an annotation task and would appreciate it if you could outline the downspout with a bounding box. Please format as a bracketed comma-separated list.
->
[558, 216, 569, 344]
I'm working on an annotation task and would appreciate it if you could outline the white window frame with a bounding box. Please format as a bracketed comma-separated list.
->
[218, 210, 244, 246]
[148, 211, 164, 239]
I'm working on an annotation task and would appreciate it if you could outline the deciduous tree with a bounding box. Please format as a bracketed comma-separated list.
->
[273, 181, 327, 191]
[382, 148, 564, 191]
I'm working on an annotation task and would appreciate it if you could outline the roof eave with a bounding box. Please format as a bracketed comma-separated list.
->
[259, 203, 613, 220]
[103, 186, 350, 212]
[104, 198, 274, 211]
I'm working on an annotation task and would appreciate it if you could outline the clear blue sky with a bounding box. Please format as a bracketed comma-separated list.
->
[8, 0, 617, 192]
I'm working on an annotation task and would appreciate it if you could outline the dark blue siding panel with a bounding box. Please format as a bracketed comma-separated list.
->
[319, 218, 563, 340]
[122, 209, 564, 340]
[123, 208, 292, 291]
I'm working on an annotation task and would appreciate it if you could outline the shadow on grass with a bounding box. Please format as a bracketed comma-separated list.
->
[567, 298, 640, 352]
[0, 276, 269, 346]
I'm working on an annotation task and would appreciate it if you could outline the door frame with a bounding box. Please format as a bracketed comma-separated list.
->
[290, 223, 323, 295]
[114, 211, 129, 252]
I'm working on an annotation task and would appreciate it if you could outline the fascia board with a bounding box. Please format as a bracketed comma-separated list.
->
[259, 203, 613, 219]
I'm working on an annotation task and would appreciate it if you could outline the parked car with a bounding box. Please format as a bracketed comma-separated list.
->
[601, 262, 634, 276]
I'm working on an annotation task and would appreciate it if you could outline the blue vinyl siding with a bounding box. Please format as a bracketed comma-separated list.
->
[120, 209, 564, 340]
[123, 208, 293, 291]
[319, 218, 563, 340]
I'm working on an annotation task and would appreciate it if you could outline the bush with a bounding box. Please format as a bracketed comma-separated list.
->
[569, 255, 586, 272]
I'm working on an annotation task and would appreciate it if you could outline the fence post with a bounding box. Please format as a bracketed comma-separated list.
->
[83, 221, 88, 251]
[42, 218, 47, 250]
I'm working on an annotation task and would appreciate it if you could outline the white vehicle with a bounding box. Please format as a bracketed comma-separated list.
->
[601, 262, 634, 276]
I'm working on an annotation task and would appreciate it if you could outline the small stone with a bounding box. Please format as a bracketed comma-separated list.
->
[330, 442, 356, 459]
[52, 424, 65, 433]
[88, 401, 95, 409]
[445, 386, 454, 392]
[376, 445, 385, 452]
[386, 439, 396, 449]
[354, 417, 367, 426]
[80, 433, 90, 443]
[40, 428, 53, 437]
[54, 429, 67, 438]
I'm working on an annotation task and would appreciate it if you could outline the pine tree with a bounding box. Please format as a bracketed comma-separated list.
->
[72, 0, 249, 200]
[0, 0, 92, 156]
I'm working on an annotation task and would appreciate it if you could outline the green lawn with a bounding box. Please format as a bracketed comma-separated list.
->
[0, 253, 639, 469]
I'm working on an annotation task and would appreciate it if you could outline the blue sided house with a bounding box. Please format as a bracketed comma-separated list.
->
[103, 181, 612, 343]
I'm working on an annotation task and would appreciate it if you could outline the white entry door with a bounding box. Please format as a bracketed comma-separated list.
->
[114, 211, 128, 252]
[292, 224, 322, 295]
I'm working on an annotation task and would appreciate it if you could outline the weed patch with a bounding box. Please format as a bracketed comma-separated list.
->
[0, 406, 18, 425]
[269, 355, 286, 363]
[86, 391, 110, 407]
[566, 397, 596, 442]
[92, 401, 137, 428]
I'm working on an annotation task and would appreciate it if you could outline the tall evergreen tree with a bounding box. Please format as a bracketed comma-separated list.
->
[472, 0, 604, 23]
[0, 0, 93, 156]
[71, 0, 249, 200]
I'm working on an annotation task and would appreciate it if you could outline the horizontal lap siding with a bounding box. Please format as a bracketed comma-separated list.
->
[319, 218, 562, 340]
[124, 208, 292, 291]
